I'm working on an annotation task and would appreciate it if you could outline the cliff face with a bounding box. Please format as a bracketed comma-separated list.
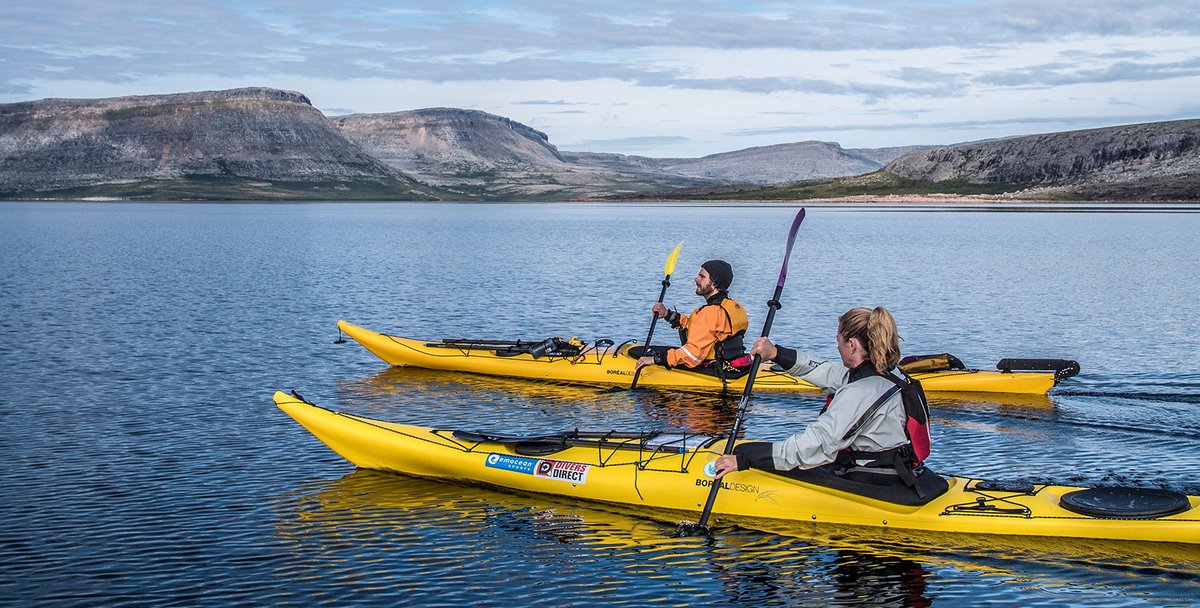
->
[334, 108, 917, 198]
[649, 142, 924, 184]
[334, 108, 565, 179]
[0, 87, 431, 198]
[3, 86, 1194, 201]
[334, 108, 732, 199]
[885, 120, 1200, 197]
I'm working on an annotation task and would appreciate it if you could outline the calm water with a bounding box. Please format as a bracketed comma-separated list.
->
[2, 201, 1199, 607]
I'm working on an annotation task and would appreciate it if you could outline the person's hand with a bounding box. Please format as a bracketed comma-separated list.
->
[750, 336, 778, 361]
[651, 302, 668, 318]
[635, 355, 656, 371]
[713, 454, 739, 479]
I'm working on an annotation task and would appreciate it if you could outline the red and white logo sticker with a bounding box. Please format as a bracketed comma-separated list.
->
[534, 459, 590, 484]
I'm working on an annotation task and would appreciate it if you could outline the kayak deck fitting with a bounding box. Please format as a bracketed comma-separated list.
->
[275, 391, 1198, 544]
[337, 320, 1079, 395]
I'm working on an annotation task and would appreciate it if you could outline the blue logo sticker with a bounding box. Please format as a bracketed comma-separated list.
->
[704, 461, 718, 478]
[485, 452, 538, 475]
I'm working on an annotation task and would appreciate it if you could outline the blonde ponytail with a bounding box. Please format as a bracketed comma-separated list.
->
[839, 306, 902, 374]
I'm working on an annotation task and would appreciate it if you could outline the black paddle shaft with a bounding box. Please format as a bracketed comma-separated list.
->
[694, 289, 781, 528]
[694, 208, 805, 531]
[629, 275, 671, 390]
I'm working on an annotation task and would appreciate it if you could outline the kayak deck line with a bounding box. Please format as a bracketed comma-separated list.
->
[337, 320, 1069, 395]
[320, 402, 718, 474]
[275, 391, 1200, 544]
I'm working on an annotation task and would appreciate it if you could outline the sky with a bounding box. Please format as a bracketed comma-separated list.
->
[2, 0, 1199, 158]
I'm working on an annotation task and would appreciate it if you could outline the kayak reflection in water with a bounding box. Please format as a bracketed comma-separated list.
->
[713, 307, 948, 504]
[633, 260, 752, 379]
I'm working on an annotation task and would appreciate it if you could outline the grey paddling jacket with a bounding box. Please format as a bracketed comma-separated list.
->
[770, 348, 910, 471]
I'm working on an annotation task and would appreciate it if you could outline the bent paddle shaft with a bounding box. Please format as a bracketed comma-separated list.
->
[688, 208, 806, 534]
[629, 241, 684, 390]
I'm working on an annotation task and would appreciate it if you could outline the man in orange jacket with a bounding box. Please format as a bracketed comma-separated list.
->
[634, 260, 750, 375]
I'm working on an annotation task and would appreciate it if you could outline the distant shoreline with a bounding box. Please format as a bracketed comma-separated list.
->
[5, 196, 1199, 212]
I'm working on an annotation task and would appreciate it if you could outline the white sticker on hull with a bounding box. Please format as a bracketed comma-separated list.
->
[485, 453, 590, 485]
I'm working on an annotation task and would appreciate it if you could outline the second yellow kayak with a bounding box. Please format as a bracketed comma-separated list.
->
[337, 320, 1078, 395]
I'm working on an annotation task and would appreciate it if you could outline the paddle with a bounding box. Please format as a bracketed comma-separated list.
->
[686, 208, 806, 534]
[628, 241, 684, 390]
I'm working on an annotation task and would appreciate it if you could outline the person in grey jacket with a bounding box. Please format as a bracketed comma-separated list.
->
[712, 306, 915, 481]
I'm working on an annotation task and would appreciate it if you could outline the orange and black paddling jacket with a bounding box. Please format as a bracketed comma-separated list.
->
[660, 293, 749, 369]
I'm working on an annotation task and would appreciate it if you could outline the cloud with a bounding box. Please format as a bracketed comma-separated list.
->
[725, 112, 1197, 139]
[977, 56, 1200, 87]
[3, 0, 1199, 156]
[512, 99, 597, 106]
[8, 0, 1199, 84]
[566, 135, 693, 152]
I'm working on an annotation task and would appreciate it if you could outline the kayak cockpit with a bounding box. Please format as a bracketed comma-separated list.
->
[767, 464, 951, 507]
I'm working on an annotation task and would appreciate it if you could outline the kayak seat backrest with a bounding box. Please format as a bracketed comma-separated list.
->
[898, 353, 966, 374]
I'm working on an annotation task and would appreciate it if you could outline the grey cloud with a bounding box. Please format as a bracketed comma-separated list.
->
[645, 75, 961, 101]
[512, 99, 596, 106]
[3, 0, 1200, 96]
[567, 135, 692, 152]
[977, 56, 1200, 87]
[726, 112, 1197, 139]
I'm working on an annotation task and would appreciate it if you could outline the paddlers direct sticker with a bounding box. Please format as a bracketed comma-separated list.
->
[485, 453, 590, 485]
[535, 459, 590, 484]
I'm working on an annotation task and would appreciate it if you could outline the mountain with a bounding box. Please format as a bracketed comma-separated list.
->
[644, 142, 929, 184]
[333, 108, 727, 200]
[0, 86, 944, 201]
[333, 106, 758, 197]
[332, 108, 917, 199]
[2, 86, 1194, 202]
[0, 88, 437, 199]
[884, 119, 1200, 200]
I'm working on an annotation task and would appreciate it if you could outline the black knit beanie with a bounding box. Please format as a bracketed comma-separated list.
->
[701, 259, 734, 291]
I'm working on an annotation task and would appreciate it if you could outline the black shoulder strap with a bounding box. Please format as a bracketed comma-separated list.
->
[841, 383, 902, 441]
[883, 370, 910, 388]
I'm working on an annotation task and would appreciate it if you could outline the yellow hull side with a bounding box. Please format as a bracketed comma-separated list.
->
[275, 391, 1199, 544]
[337, 320, 1057, 395]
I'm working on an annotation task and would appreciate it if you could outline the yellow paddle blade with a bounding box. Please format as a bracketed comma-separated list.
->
[663, 241, 684, 276]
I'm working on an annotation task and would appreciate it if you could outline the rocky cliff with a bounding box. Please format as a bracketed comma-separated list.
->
[647, 142, 927, 184]
[334, 109, 917, 199]
[0, 88, 434, 199]
[885, 120, 1200, 199]
[334, 108, 727, 199]
[3, 86, 1194, 201]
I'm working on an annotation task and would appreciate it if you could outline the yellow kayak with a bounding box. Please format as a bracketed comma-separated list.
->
[337, 320, 1078, 395]
[275, 390, 1199, 544]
